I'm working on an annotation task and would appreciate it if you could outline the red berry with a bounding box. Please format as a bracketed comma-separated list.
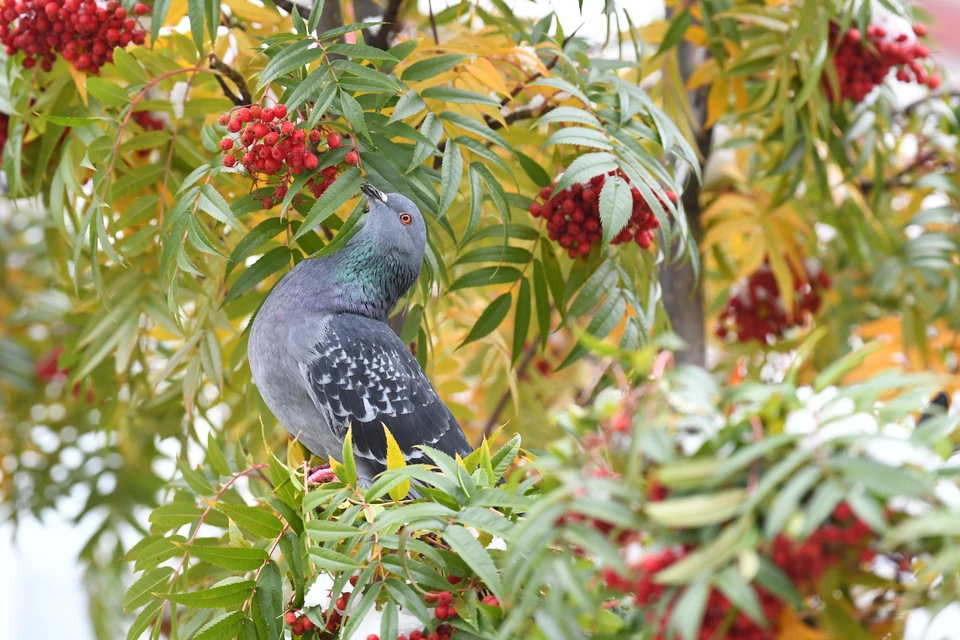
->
[222, 155, 236, 168]
[437, 591, 453, 606]
[238, 108, 253, 123]
[285, 611, 297, 625]
[366, 635, 380, 640]
[261, 108, 275, 122]
[309, 129, 322, 143]
[134, 3, 149, 14]
[530, 202, 543, 217]
[435, 605, 449, 620]
[345, 151, 360, 165]
[327, 133, 342, 148]
[217, 114, 229, 126]
[262, 197, 273, 209]
[220, 138, 234, 151]
[228, 119, 241, 133]
[304, 153, 318, 170]
[611, 413, 630, 432]
[274, 104, 287, 119]
[447, 575, 462, 585]
[913, 24, 928, 37]
[301, 618, 315, 631]
[291, 619, 304, 636]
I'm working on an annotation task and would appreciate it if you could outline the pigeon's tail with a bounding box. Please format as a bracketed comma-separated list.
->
[919, 391, 950, 425]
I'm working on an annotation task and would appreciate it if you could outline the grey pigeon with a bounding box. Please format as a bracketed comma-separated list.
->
[248, 183, 472, 487]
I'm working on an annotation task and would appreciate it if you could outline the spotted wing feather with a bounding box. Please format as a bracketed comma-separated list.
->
[300, 314, 472, 479]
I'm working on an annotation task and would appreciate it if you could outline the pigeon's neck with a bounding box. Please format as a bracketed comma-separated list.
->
[326, 234, 419, 321]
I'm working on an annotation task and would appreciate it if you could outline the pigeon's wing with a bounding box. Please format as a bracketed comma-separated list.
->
[295, 313, 472, 479]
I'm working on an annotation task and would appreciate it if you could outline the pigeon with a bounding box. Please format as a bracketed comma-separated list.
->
[248, 183, 473, 487]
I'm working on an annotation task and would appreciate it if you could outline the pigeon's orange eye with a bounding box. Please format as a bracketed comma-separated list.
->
[399, 213, 413, 225]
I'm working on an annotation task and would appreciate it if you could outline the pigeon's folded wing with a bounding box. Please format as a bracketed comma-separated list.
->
[295, 313, 472, 476]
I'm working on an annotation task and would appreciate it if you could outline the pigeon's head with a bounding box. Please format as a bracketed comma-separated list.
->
[360, 183, 426, 262]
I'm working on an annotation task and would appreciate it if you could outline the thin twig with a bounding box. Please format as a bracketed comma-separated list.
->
[481, 341, 539, 440]
[427, 0, 439, 44]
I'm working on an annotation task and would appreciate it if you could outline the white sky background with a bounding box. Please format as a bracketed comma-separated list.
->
[2, 1, 957, 639]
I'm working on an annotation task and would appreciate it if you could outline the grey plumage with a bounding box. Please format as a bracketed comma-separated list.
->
[248, 184, 472, 486]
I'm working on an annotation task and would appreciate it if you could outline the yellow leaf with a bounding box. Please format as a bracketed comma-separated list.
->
[776, 609, 828, 640]
[686, 25, 708, 46]
[706, 78, 728, 128]
[687, 58, 719, 90]
[465, 58, 510, 97]
[68, 65, 88, 106]
[382, 423, 410, 502]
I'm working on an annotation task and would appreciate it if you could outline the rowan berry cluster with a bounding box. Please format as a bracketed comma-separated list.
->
[132, 110, 163, 131]
[770, 502, 876, 589]
[528, 171, 675, 259]
[217, 104, 360, 209]
[0, 0, 149, 74]
[830, 22, 939, 103]
[293, 577, 475, 640]
[604, 548, 783, 640]
[715, 260, 831, 344]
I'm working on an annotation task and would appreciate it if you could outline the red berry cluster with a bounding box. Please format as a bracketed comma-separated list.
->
[604, 548, 783, 640]
[132, 110, 163, 131]
[770, 502, 875, 589]
[0, 0, 149, 74]
[830, 22, 939, 103]
[217, 104, 360, 209]
[716, 259, 831, 344]
[284, 609, 315, 636]
[528, 171, 675, 259]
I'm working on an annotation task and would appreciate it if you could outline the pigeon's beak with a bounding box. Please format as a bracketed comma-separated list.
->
[360, 183, 387, 203]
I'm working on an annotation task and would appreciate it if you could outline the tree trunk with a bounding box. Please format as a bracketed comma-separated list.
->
[659, 40, 713, 367]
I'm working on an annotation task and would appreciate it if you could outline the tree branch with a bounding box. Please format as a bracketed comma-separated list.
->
[368, 0, 405, 50]
[208, 54, 251, 106]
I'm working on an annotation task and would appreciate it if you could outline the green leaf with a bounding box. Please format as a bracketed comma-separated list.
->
[204, 0, 220, 43]
[543, 127, 613, 151]
[284, 64, 330, 113]
[491, 434, 521, 479]
[113, 48, 145, 84]
[459, 292, 511, 347]
[440, 111, 510, 150]
[151, 0, 172, 43]
[149, 502, 203, 530]
[316, 21, 383, 41]
[655, 517, 754, 585]
[177, 458, 215, 495]
[258, 40, 322, 90]
[326, 43, 399, 62]
[450, 266, 522, 291]
[207, 433, 233, 476]
[127, 600, 163, 640]
[599, 175, 632, 245]
[194, 611, 246, 640]
[533, 107, 602, 129]
[87, 78, 129, 106]
[214, 503, 284, 539]
[162, 578, 256, 608]
[566, 260, 617, 320]
[188, 0, 204, 50]
[553, 153, 618, 193]
[443, 524, 504, 602]
[438, 141, 463, 219]
[123, 567, 173, 612]
[293, 166, 362, 240]
[656, 8, 692, 56]
[714, 567, 766, 627]
[384, 578, 432, 626]
[456, 507, 517, 540]
[304, 519, 363, 542]
[402, 54, 467, 82]
[668, 577, 708, 640]
[533, 259, 551, 350]
[180, 544, 270, 571]
[224, 246, 289, 304]
[333, 59, 401, 91]
[763, 466, 822, 538]
[514, 151, 552, 188]
[644, 488, 746, 528]
[421, 86, 501, 107]
[455, 246, 532, 265]
[256, 561, 283, 640]
[309, 546, 361, 572]
[512, 278, 531, 363]
[199, 184, 243, 231]
[338, 90, 372, 144]
[341, 426, 358, 487]
[389, 89, 427, 124]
